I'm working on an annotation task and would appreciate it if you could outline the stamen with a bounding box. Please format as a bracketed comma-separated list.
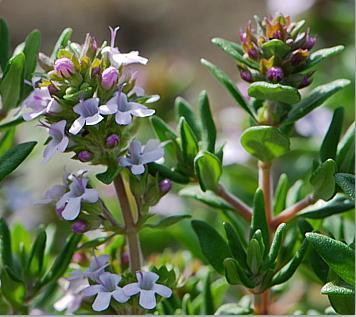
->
[109, 26, 120, 48]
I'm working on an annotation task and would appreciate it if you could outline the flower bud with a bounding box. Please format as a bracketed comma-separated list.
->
[121, 251, 130, 269]
[72, 220, 87, 233]
[247, 48, 259, 60]
[240, 70, 253, 83]
[298, 76, 312, 89]
[267, 67, 284, 82]
[78, 150, 93, 162]
[303, 35, 316, 50]
[105, 134, 120, 148]
[54, 58, 74, 78]
[47, 84, 58, 95]
[92, 66, 101, 77]
[159, 179, 172, 195]
[101, 66, 119, 90]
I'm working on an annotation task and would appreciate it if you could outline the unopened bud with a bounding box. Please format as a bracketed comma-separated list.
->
[159, 179, 172, 195]
[78, 150, 93, 162]
[240, 70, 253, 82]
[54, 58, 75, 78]
[267, 67, 284, 82]
[72, 220, 87, 233]
[101, 66, 119, 90]
[105, 134, 120, 148]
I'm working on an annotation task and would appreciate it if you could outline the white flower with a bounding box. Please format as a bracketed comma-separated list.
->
[83, 272, 129, 312]
[123, 271, 172, 310]
[119, 139, 164, 175]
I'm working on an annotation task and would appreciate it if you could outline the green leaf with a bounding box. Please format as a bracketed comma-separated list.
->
[96, 164, 121, 185]
[0, 127, 15, 156]
[215, 303, 253, 315]
[223, 258, 255, 288]
[248, 81, 301, 105]
[261, 39, 290, 59]
[211, 38, 258, 69]
[306, 233, 354, 285]
[0, 268, 26, 312]
[310, 159, 336, 200]
[194, 151, 222, 191]
[250, 188, 269, 248]
[265, 223, 286, 267]
[78, 235, 113, 250]
[271, 239, 308, 286]
[150, 116, 177, 142]
[0, 141, 37, 182]
[180, 185, 234, 211]
[321, 280, 354, 296]
[51, 28, 73, 59]
[284, 79, 350, 125]
[0, 218, 13, 268]
[335, 173, 355, 200]
[201, 58, 255, 119]
[273, 173, 289, 215]
[304, 45, 344, 70]
[290, 20, 306, 37]
[298, 193, 354, 219]
[199, 91, 216, 152]
[145, 215, 191, 229]
[246, 238, 263, 274]
[336, 123, 355, 173]
[39, 234, 81, 287]
[179, 117, 199, 166]
[22, 30, 41, 80]
[201, 272, 214, 314]
[0, 117, 25, 131]
[0, 18, 10, 72]
[320, 107, 344, 162]
[224, 222, 247, 269]
[191, 220, 231, 274]
[26, 230, 46, 277]
[0, 53, 25, 111]
[148, 163, 190, 184]
[241, 126, 290, 162]
[176, 97, 201, 140]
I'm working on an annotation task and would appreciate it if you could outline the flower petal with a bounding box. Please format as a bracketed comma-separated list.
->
[122, 283, 140, 296]
[140, 148, 164, 165]
[139, 290, 157, 310]
[82, 188, 99, 203]
[131, 164, 145, 175]
[112, 289, 130, 303]
[57, 136, 69, 153]
[92, 292, 112, 312]
[115, 111, 132, 125]
[43, 140, 58, 162]
[47, 99, 62, 113]
[86, 114, 103, 125]
[130, 103, 155, 117]
[118, 157, 132, 167]
[83, 285, 103, 297]
[153, 283, 172, 298]
[99, 103, 118, 115]
[69, 117, 85, 135]
[61, 197, 82, 220]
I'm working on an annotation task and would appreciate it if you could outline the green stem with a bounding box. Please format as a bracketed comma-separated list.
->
[113, 174, 142, 273]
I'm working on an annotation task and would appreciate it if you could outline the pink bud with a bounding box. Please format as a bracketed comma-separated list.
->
[78, 150, 93, 162]
[101, 66, 119, 90]
[105, 134, 120, 148]
[159, 179, 172, 195]
[72, 220, 87, 233]
[54, 58, 74, 78]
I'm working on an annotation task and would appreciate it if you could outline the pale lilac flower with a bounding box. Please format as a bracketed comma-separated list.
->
[123, 271, 172, 310]
[102, 26, 148, 67]
[69, 98, 103, 135]
[119, 139, 164, 175]
[54, 58, 75, 78]
[83, 272, 129, 312]
[22, 87, 60, 121]
[101, 66, 119, 90]
[56, 173, 99, 220]
[68, 255, 110, 284]
[38, 184, 67, 205]
[99, 92, 155, 125]
[43, 120, 69, 162]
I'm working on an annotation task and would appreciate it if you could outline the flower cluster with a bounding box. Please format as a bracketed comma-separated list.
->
[68, 255, 172, 312]
[21, 26, 162, 175]
[238, 14, 316, 88]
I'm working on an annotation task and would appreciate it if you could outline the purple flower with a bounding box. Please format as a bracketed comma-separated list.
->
[102, 26, 148, 67]
[72, 220, 87, 233]
[69, 255, 110, 284]
[69, 98, 103, 135]
[266, 67, 284, 82]
[83, 272, 129, 312]
[22, 87, 60, 121]
[240, 70, 253, 82]
[303, 34, 316, 50]
[106, 134, 120, 148]
[119, 139, 164, 175]
[54, 58, 75, 78]
[99, 92, 155, 125]
[43, 120, 69, 162]
[101, 66, 119, 90]
[78, 150, 93, 162]
[123, 271, 172, 310]
[159, 179, 172, 194]
[56, 173, 99, 220]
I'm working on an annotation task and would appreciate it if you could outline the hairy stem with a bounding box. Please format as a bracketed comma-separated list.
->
[258, 161, 272, 225]
[270, 194, 316, 230]
[113, 174, 142, 273]
[215, 184, 252, 221]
